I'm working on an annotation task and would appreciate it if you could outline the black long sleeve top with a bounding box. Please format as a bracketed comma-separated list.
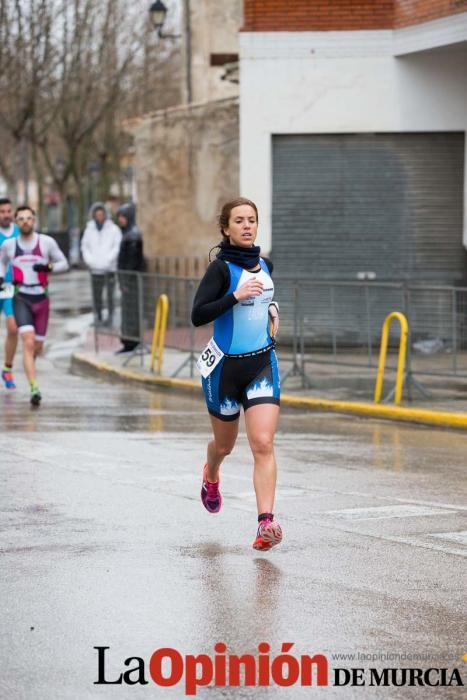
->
[191, 257, 273, 327]
[117, 228, 144, 271]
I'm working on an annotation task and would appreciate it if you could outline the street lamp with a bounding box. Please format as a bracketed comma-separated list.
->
[149, 0, 191, 103]
[149, 0, 180, 39]
[149, 1, 166, 30]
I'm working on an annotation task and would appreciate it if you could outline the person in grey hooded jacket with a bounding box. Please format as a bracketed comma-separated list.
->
[81, 202, 122, 325]
[116, 202, 144, 353]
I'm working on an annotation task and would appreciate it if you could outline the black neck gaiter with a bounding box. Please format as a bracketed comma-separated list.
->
[216, 240, 261, 270]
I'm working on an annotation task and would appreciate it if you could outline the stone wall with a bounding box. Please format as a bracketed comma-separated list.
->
[191, 0, 242, 103]
[127, 97, 239, 262]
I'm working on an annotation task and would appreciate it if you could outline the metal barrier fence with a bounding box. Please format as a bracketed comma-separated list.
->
[90, 271, 467, 380]
[90, 271, 211, 375]
[150, 256, 209, 278]
[274, 279, 467, 380]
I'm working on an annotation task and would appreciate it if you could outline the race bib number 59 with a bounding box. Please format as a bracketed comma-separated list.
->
[197, 338, 224, 378]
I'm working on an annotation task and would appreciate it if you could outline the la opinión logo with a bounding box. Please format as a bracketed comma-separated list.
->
[94, 643, 328, 695]
[94, 645, 465, 695]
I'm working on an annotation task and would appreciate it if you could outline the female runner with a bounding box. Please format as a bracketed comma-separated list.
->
[191, 197, 282, 551]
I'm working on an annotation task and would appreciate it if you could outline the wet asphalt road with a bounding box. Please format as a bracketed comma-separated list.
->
[1, 281, 467, 699]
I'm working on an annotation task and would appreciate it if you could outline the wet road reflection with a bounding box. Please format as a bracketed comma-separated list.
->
[2, 337, 466, 699]
[3, 357, 467, 483]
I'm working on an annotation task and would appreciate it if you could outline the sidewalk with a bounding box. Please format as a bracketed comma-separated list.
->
[72, 328, 467, 431]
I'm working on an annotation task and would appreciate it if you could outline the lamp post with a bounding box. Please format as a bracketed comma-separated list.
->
[56, 155, 66, 182]
[149, 0, 192, 104]
[87, 161, 99, 209]
[123, 165, 134, 201]
[55, 156, 66, 228]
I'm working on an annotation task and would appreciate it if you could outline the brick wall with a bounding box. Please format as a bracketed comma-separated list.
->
[242, 1, 394, 31]
[242, 0, 467, 31]
[394, 0, 467, 28]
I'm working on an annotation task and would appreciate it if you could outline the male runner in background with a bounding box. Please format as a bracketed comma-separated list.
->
[0, 198, 20, 389]
[0, 206, 69, 405]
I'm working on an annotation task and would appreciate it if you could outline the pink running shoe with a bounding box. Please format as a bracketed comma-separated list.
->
[253, 518, 283, 551]
[201, 464, 222, 513]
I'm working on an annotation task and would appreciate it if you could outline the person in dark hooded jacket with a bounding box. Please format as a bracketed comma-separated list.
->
[116, 202, 144, 353]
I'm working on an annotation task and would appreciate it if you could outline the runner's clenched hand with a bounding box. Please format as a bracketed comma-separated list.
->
[268, 304, 279, 338]
[233, 278, 264, 302]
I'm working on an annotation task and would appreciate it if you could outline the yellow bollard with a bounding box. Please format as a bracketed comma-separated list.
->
[150, 294, 169, 374]
[374, 312, 408, 406]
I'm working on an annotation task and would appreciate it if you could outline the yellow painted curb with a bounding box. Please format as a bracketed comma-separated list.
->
[72, 353, 467, 430]
[72, 352, 200, 392]
[281, 395, 467, 429]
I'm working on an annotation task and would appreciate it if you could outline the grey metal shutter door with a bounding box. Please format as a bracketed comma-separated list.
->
[271, 133, 466, 282]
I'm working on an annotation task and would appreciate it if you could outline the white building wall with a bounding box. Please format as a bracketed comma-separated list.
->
[239, 31, 467, 253]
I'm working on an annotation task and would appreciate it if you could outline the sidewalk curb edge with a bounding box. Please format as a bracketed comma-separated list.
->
[71, 353, 467, 430]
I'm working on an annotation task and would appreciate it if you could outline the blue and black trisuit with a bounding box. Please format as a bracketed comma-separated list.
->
[191, 257, 280, 421]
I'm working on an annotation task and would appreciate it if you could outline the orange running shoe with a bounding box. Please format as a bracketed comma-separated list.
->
[252, 518, 282, 551]
[2, 368, 16, 390]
